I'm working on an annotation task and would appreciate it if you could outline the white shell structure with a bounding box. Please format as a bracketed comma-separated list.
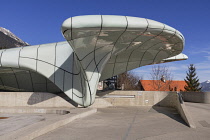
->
[0, 15, 187, 107]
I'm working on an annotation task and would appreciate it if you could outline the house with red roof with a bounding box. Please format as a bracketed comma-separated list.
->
[140, 80, 187, 91]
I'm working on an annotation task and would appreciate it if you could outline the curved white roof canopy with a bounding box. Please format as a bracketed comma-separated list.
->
[0, 15, 187, 107]
[62, 15, 186, 81]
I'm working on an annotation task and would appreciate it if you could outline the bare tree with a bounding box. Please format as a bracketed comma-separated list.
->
[117, 71, 142, 90]
[150, 65, 173, 91]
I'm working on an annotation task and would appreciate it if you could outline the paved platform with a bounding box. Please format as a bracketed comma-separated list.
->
[185, 102, 210, 129]
[0, 108, 97, 140]
[35, 105, 210, 140]
[0, 113, 55, 136]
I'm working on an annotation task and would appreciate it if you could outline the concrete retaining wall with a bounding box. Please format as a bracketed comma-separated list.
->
[0, 91, 196, 128]
[98, 91, 178, 106]
[181, 92, 210, 104]
[97, 90, 195, 128]
[0, 92, 74, 108]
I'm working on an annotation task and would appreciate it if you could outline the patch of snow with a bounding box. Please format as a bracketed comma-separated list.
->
[206, 80, 210, 83]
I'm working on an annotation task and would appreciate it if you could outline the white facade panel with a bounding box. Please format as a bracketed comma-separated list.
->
[19, 57, 36, 70]
[38, 43, 56, 65]
[55, 42, 74, 72]
[54, 67, 64, 91]
[20, 45, 39, 59]
[37, 61, 55, 82]
[1, 47, 22, 68]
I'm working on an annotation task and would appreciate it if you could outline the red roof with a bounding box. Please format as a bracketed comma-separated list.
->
[140, 80, 187, 91]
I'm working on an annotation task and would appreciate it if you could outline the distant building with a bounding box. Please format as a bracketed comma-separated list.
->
[97, 81, 104, 90]
[140, 80, 187, 91]
[98, 76, 118, 90]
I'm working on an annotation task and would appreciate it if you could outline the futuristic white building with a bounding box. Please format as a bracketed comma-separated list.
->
[0, 15, 187, 107]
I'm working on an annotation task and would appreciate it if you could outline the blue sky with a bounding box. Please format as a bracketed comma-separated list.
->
[1, 0, 210, 82]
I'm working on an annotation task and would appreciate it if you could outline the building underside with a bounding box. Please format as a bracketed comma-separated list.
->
[0, 15, 187, 107]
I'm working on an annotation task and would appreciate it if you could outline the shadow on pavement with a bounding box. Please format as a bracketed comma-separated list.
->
[150, 106, 188, 127]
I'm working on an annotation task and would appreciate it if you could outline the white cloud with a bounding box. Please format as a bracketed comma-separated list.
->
[204, 56, 210, 60]
[195, 61, 210, 70]
[187, 44, 210, 55]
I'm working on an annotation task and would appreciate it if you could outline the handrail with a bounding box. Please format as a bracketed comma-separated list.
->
[177, 91, 183, 104]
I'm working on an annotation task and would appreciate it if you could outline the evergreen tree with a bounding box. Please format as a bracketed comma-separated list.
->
[184, 64, 202, 91]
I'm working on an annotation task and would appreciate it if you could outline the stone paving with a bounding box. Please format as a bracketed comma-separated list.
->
[1, 103, 209, 140]
[0, 108, 96, 140]
[0, 113, 55, 136]
[35, 105, 210, 140]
